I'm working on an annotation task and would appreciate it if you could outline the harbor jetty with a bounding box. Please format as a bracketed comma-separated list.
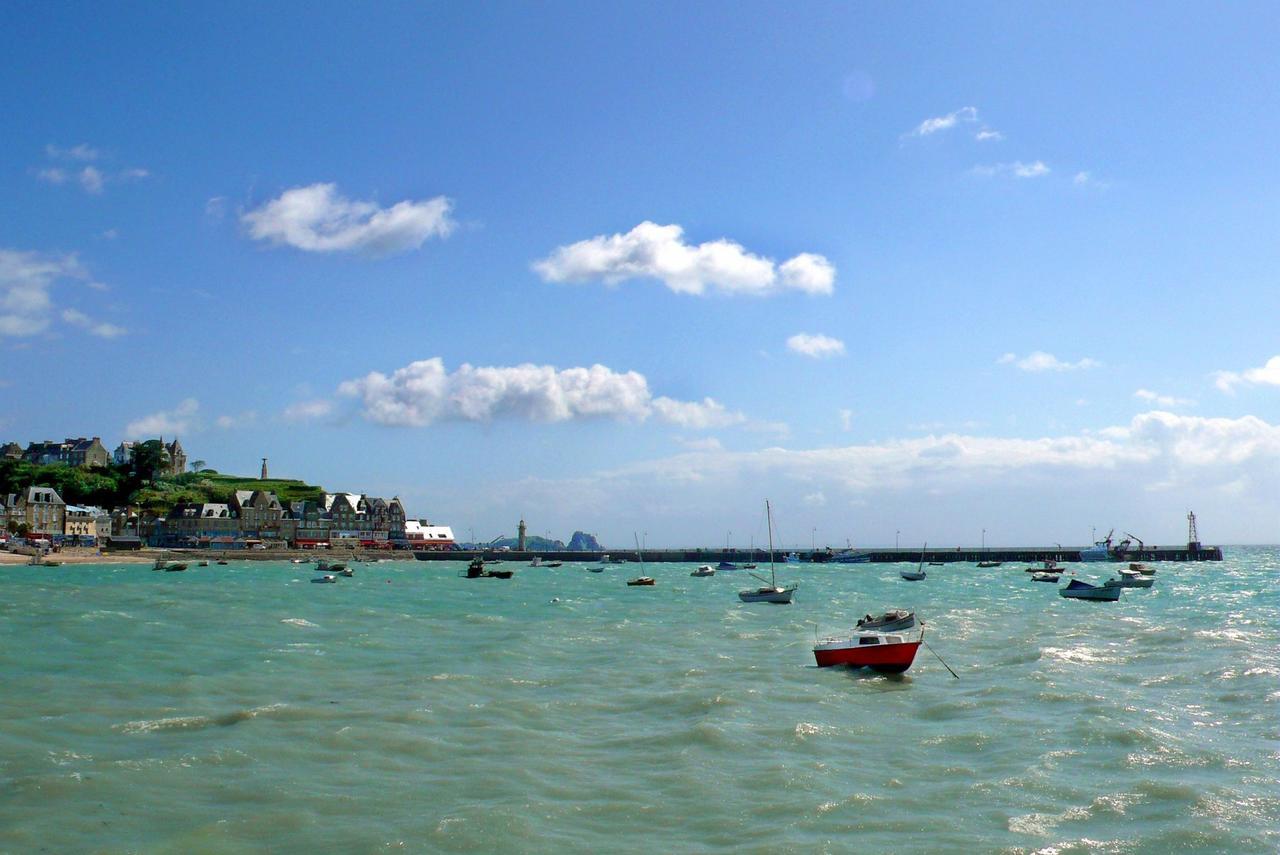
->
[415, 543, 1223, 564]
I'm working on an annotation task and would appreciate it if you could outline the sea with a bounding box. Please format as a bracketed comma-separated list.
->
[1, 549, 1277, 853]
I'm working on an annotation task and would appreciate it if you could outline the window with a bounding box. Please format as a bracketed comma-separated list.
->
[858, 637, 880, 645]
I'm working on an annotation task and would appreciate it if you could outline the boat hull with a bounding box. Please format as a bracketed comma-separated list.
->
[1059, 585, 1121, 601]
[856, 612, 916, 632]
[813, 639, 922, 671]
[738, 586, 795, 604]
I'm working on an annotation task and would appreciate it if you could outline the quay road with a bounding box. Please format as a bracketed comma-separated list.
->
[415, 544, 1224, 564]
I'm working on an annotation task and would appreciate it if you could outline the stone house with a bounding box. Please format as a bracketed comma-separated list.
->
[3, 486, 67, 538]
[22, 438, 111, 468]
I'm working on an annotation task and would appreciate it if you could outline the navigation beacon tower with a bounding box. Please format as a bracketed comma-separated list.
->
[260, 458, 269, 480]
[518, 518, 527, 551]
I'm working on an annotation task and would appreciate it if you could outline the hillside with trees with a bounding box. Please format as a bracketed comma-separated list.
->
[0, 440, 324, 513]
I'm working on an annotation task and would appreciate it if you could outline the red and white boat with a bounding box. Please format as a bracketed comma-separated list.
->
[812, 625, 924, 672]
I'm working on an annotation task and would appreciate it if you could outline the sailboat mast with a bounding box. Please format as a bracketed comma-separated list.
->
[634, 532, 644, 573]
[766, 499, 776, 587]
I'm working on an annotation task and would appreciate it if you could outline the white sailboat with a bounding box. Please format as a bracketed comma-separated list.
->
[738, 500, 796, 604]
[626, 532, 654, 586]
[900, 543, 927, 581]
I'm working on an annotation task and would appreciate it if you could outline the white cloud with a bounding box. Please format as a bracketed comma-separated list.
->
[1135, 389, 1194, 408]
[1214, 355, 1280, 394]
[803, 491, 827, 507]
[241, 183, 455, 256]
[533, 221, 835, 297]
[215, 411, 258, 430]
[36, 145, 147, 194]
[337, 357, 744, 430]
[972, 161, 1050, 179]
[126, 399, 200, 437]
[674, 436, 724, 452]
[786, 332, 846, 359]
[839, 409, 854, 431]
[1073, 171, 1109, 189]
[651, 397, 746, 429]
[998, 351, 1101, 372]
[537, 410, 1280, 510]
[78, 166, 104, 194]
[906, 106, 978, 137]
[282, 400, 335, 423]
[45, 143, 99, 161]
[975, 128, 1003, 142]
[0, 249, 91, 338]
[61, 308, 126, 338]
[205, 196, 227, 221]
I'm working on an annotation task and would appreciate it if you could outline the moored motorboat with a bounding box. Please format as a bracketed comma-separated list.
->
[1031, 571, 1060, 582]
[311, 574, 337, 584]
[691, 565, 716, 577]
[1130, 562, 1155, 576]
[830, 550, 872, 564]
[339, 567, 354, 577]
[976, 560, 1002, 568]
[1113, 568, 1153, 588]
[1059, 578, 1122, 601]
[855, 608, 916, 632]
[164, 563, 188, 572]
[813, 625, 924, 672]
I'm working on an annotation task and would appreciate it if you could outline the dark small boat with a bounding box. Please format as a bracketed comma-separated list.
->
[976, 560, 1002, 568]
[165, 563, 188, 572]
[311, 574, 337, 584]
[461, 557, 513, 579]
[1059, 578, 1122, 601]
[626, 577, 655, 586]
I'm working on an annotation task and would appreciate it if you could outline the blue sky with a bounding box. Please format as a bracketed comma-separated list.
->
[4, 3, 1280, 546]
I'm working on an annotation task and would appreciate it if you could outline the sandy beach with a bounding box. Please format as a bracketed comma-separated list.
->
[0, 548, 152, 565]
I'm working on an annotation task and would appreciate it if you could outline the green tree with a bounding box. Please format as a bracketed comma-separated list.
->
[131, 440, 170, 484]
[190, 459, 207, 473]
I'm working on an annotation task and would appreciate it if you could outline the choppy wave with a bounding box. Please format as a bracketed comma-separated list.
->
[116, 703, 290, 734]
[2, 549, 1278, 851]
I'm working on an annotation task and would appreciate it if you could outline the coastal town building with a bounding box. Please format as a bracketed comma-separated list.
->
[64, 504, 111, 545]
[113, 441, 134, 465]
[2, 487, 67, 539]
[163, 438, 187, 476]
[1, 442, 22, 460]
[21, 437, 111, 468]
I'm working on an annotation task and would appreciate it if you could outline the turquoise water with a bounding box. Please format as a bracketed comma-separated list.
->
[1, 552, 1277, 853]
